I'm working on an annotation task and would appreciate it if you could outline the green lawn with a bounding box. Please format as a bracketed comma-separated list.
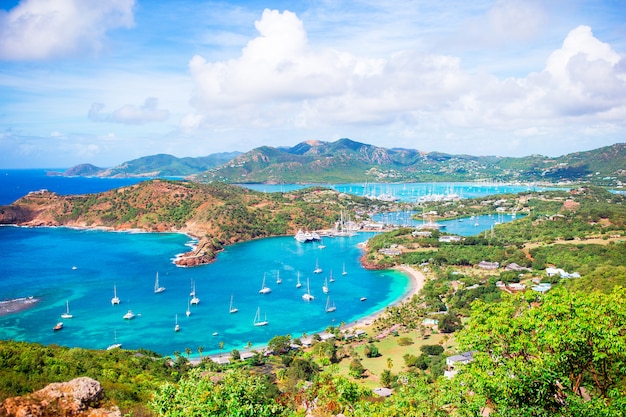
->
[332, 330, 453, 389]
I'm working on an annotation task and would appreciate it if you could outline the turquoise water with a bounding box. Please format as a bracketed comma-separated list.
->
[0, 227, 407, 356]
[372, 212, 525, 235]
[241, 181, 558, 202]
[0, 171, 532, 356]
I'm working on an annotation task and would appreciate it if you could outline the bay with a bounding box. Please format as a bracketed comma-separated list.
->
[0, 170, 529, 357]
[0, 226, 406, 356]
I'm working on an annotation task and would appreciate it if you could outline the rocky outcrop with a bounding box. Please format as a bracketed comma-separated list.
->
[0, 377, 120, 417]
[174, 238, 217, 267]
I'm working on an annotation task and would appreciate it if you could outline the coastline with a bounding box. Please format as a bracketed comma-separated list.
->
[201, 263, 426, 365]
[340, 264, 425, 332]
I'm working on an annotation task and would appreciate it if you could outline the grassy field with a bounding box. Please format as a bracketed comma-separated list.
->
[332, 329, 453, 389]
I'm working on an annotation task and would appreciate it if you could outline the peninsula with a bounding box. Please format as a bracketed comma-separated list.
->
[0, 180, 393, 267]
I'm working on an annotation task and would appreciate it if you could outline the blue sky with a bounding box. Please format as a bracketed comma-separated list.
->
[0, 0, 625, 168]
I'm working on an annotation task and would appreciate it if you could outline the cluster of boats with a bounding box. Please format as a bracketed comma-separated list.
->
[52, 240, 363, 348]
[257, 261, 350, 318]
[294, 229, 321, 243]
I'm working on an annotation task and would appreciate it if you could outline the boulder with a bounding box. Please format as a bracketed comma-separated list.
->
[0, 377, 121, 417]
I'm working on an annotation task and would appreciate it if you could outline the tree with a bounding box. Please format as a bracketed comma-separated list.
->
[438, 313, 461, 333]
[349, 359, 366, 378]
[184, 347, 192, 358]
[218, 341, 225, 351]
[386, 357, 393, 370]
[268, 335, 292, 355]
[455, 288, 626, 416]
[364, 344, 379, 358]
[380, 369, 393, 388]
[197, 345, 203, 359]
[150, 368, 286, 417]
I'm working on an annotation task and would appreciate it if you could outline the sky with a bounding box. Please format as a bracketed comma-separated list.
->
[0, 0, 625, 168]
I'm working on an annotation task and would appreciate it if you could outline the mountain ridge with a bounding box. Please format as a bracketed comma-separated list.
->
[57, 140, 626, 186]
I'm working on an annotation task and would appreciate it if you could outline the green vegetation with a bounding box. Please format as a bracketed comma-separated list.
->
[201, 140, 626, 186]
[2, 184, 626, 416]
[0, 342, 182, 414]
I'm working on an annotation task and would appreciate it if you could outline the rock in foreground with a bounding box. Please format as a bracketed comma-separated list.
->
[0, 377, 120, 417]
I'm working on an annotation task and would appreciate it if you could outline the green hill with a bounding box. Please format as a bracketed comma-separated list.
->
[57, 151, 241, 178]
[200, 139, 626, 185]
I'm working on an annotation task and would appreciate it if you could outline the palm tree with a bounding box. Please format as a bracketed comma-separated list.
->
[387, 357, 393, 370]
[197, 345, 204, 359]
[246, 341, 252, 351]
[185, 347, 192, 358]
[219, 341, 225, 351]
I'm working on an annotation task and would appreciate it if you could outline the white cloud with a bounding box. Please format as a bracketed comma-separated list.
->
[0, 0, 135, 60]
[88, 97, 169, 125]
[185, 10, 626, 157]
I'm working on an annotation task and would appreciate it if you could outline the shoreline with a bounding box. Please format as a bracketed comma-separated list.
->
[201, 264, 426, 364]
[340, 264, 425, 333]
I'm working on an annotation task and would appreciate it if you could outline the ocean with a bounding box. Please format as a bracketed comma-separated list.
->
[0, 170, 525, 356]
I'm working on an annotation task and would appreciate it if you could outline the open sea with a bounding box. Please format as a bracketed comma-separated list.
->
[0, 170, 529, 356]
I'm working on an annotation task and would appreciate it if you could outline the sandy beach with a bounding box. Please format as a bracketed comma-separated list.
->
[340, 264, 426, 332]
[200, 264, 427, 364]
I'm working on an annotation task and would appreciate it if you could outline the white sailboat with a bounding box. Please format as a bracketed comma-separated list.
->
[325, 295, 336, 313]
[229, 294, 238, 313]
[111, 284, 120, 305]
[296, 271, 302, 288]
[259, 273, 271, 294]
[106, 330, 122, 350]
[342, 262, 347, 276]
[61, 300, 73, 319]
[313, 259, 322, 274]
[190, 281, 200, 304]
[302, 277, 314, 301]
[322, 277, 329, 294]
[186, 299, 191, 317]
[189, 279, 196, 297]
[276, 270, 282, 284]
[123, 309, 135, 320]
[253, 306, 268, 326]
[329, 269, 335, 283]
[174, 314, 180, 332]
[154, 272, 165, 294]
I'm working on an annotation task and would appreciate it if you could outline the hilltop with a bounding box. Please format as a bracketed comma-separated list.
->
[0, 180, 392, 266]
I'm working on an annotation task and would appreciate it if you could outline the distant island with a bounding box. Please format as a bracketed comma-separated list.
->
[53, 139, 626, 187]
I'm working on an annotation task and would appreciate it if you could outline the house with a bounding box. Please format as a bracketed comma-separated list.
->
[318, 332, 336, 342]
[507, 283, 526, 292]
[532, 283, 552, 293]
[342, 329, 366, 340]
[546, 267, 581, 278]
[438, 235, 462, 243]
[444, 351, 476, 378]
[422, 318, 439, 326]
[211, 355, 231, 365]
[412, 231, 432, 238]
[505, 263, 532, 272]
[478, 261, 499, 270]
